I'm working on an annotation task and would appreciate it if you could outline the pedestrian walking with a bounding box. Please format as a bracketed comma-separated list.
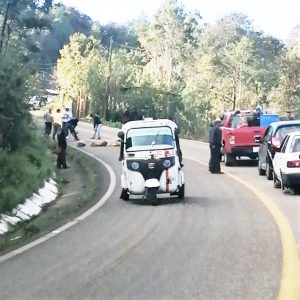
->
[44, 107, 53, 136]
[56, 125, 69, 169]
[90, 113, 102, 139]
[209, 118, 223, 174]
[52, 108, 61, 141]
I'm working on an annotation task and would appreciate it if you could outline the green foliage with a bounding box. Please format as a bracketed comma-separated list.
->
[54, 0, 299, 137]
[0, 55, 33, 151]
[0, 134, 54, 213]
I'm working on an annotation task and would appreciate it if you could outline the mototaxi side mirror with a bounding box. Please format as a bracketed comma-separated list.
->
[175, 127, 181, 135]
[118, 131, 124, 140]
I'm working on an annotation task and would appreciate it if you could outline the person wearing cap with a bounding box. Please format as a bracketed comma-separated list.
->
[208, 118, 223, 174]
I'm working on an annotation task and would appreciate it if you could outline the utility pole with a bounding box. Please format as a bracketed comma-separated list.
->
[104, 36, 113, 120]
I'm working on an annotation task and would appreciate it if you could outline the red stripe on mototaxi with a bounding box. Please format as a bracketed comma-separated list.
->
[165, 150, 169, 192]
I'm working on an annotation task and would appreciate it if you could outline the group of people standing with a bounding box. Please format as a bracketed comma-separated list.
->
[44, 107, 79, 142]
[44, 107, 103, 169]
[44, 107, 80, 169]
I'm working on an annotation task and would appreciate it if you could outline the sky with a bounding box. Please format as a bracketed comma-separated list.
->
[57, 0, 300, 41]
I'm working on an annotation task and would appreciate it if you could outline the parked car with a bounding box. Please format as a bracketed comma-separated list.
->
[273, 131, 300, 192]
[221, 110, 278, 166]
[258, 120, 300, 180]
[28, 96, 47, 110]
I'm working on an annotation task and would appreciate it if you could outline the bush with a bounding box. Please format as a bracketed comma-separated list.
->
[0, 133, 54, 213]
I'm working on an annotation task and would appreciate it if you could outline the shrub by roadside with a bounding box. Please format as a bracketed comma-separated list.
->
[0, 146, 100, 253]
[0, 133, 54, 214]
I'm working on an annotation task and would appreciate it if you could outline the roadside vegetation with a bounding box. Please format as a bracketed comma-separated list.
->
[0, 147, 99, 253]
[53, 1, 300, 139]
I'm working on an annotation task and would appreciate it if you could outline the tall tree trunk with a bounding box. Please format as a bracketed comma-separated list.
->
[232, 86, 236, 111]
[0, 0, 11, 53]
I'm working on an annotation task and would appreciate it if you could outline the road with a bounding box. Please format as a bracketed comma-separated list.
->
[0, 121, 299, 299]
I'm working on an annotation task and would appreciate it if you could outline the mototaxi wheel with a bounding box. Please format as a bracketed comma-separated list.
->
[178, 184, 185, 199]
[147, 187, 159, 206]
[120, 188, 129, 201]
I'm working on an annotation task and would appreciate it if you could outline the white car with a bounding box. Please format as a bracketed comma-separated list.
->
[273, 131, 300, 192]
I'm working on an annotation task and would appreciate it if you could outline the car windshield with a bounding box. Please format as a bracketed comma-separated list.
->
[275, 125, 300, 143]
[126, 126, 174, 151]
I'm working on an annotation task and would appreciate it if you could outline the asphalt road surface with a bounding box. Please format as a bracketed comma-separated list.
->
[0, 122, 292, 300]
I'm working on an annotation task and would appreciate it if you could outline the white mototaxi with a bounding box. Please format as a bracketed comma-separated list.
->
[118, 118, 185, 205]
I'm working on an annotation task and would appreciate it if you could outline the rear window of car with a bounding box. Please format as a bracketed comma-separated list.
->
[275, 125, 300, 143]
[231, 113, 259, 128]
[291, 136, 300, 152]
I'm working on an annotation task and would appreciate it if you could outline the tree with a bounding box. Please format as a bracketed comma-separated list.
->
[57, 33, 105, 117]
[0, 0, 52, 54]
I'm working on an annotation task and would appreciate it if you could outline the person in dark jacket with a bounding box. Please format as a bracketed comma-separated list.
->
[67, 118, 80, 141]
[122, 106, 130, 124]
[129, 106, 139, 121]
[56, 125, 69, 169]
[209, 118, 223, 174]
[90, 113, 102, 139]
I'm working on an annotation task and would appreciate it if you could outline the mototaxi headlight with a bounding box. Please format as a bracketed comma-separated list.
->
[163, 159, 171, 168]
[131, 161, 139, 170]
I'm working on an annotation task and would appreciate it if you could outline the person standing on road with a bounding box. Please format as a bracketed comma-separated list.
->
[44, 107, 53, 136]
[56, 125, 69, 169]
[52, 108, 61, 141]
[90, 113, 102, 139]
[209, 118, 223, 174]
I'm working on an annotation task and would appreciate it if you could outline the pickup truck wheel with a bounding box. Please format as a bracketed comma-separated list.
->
[266, 160, 273, 180]
[258, 159, 266, 175]
[224, 153, 235, 166]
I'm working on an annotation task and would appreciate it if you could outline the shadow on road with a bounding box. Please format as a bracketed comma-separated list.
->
[129, 196, 211, 207]
[223, 159, 258, 168]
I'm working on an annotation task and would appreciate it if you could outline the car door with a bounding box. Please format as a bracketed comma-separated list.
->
[273, 135, 289, 180]
[259, 126, 273, 168]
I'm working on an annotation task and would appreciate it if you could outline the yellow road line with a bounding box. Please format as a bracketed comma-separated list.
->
[188, 158, 300, 300]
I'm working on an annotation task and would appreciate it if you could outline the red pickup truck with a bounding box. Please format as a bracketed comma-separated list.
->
[221, 110, 279, 166]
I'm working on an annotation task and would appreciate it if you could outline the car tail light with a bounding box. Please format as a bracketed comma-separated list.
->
[271, 137, 281, 148]
[229, 134, 235, 145]
[287, 160, 300, 168]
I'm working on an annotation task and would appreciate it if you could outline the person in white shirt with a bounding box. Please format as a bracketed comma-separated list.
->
[62, 107, 73, 137]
